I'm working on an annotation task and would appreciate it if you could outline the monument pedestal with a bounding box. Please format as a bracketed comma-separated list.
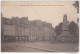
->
[57, 34, 77, 43]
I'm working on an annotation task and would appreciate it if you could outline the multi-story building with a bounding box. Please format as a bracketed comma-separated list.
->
[1, 14, 56, 42]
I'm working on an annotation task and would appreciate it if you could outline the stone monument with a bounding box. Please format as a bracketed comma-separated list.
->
[57, 14, 77, 42]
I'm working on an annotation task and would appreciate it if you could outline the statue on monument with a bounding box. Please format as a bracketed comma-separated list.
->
[62, 14, 70, 35]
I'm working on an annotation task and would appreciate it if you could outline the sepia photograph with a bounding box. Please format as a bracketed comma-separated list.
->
[1, 1, 79, 52]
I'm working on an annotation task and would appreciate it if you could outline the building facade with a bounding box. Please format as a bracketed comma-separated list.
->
[1, 15, 56, 42]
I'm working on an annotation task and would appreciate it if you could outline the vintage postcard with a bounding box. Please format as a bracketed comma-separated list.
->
[1, 1, 79, 52]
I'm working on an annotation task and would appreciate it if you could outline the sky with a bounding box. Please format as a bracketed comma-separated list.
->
[1, 1, 78, 28]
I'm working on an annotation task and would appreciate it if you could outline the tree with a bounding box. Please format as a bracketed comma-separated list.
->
[55, 21, 78, 36]
[54, 22, 63, 36]
[73, 1, 79, 38]
[54, 26, 59, 36]
[68, 21, 78, 35]
[73, 1, 79, 13]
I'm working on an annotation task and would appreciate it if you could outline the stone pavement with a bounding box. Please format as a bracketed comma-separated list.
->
[1, 42, 45, 52]
[16, 42, 78, 52]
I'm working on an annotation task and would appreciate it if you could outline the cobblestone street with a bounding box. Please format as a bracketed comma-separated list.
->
[1, 42, 78, 52]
